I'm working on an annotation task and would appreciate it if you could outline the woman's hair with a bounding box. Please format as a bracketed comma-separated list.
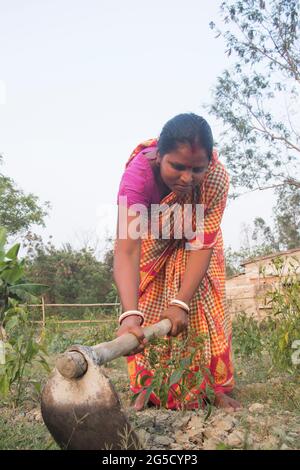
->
[157, 113, 214, 160]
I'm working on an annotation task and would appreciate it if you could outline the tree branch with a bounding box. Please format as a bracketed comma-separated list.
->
[232, 16, 300, 82]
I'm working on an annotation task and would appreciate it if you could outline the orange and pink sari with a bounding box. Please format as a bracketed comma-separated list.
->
[124, 138, 234, 409]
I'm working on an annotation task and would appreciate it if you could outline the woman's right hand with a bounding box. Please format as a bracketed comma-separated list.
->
[116, 316, 148, 355]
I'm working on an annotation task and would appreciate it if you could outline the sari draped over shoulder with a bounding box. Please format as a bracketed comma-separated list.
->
[123, 138, 234, 409]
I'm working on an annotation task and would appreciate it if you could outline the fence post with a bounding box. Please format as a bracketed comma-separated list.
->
[42, 296, 46, 329]
[114, 295, 122, 319]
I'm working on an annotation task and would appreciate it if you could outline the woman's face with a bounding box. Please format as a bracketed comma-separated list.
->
[157, 143, 210, 196]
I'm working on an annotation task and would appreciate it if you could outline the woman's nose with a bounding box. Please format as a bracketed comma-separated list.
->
[180, 170, 193, 185]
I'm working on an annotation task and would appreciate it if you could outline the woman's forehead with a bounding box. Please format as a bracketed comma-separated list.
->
[167, 143, 209, 166]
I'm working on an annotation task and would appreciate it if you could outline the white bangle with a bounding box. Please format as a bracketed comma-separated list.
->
[119, 310, 144, 325]
[169, 299, 190, 314]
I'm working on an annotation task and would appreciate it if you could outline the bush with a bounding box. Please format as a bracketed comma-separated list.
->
[232, 256, 300, 373]
[232, 312, 264, 359]
[263, 257, 300, 372]
[0, 305, 50, 405]
[0, 227, 49, 405]
[133, 331, 215, 415]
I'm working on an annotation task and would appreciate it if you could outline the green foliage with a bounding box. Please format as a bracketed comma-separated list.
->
[273, 186, 300, 250]
[225, 244, 274, 277]
[0, 227, 49, 327]
[0, 160, 49, 236]
[44, 319, 117, 354]
[263, 257, 300, 371]
[45, 329, 76, 355]
[232, 312, 264, 358]
[83, 321, 117, 346]
[25, 237, 116, 307]
[225, 194, 300, 277]
[0, 227, 49, 405]
[252, 217, 279, 250]
[246, 186, 300, 253]
[209, 0, 300, 194]
[0, 306, 50, 405]
[232, 256, 300, 372]
[0, 413, 58, 450]
[133, 331, 215, 415]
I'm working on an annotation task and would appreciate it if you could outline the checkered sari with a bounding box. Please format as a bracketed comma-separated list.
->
[125, 139, 234, 409]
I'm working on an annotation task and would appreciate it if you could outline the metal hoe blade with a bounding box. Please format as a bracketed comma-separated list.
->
[41, 345, 140, 450]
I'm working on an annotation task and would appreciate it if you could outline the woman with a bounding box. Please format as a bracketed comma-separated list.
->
[114, 113, 241, 411]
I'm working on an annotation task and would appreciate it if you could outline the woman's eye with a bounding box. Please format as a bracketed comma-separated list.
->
[171, 163, 206, 173]
[172, 163, 185, 171]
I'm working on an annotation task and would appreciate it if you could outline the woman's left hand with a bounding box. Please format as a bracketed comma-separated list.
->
[160, 306, 188, 337]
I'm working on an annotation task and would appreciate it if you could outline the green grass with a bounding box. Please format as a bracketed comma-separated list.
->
[0, 410, 58, 450]
[1, 321, 300, 450]
[233, 354, 300, 412]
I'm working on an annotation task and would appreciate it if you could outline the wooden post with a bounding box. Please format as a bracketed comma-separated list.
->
[118, 303, 122, 320]
[42, 297, 46, 329]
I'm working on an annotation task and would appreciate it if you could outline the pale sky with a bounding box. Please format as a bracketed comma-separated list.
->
[0, 0, 276, 256]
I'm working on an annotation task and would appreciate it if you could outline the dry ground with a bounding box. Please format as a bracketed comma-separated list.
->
[1, 353, 299, 450]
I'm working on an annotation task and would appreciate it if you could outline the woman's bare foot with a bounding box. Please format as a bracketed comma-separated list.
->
[214, 392, 242, 412]
[132, 391, 147, 411]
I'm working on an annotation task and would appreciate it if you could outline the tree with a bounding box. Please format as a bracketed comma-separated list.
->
[0, 156, 49, 236]
[251, 185, 300, 249]
[274, 185, 300, 248]
[225, 234, 276, 277]
[251, 216, 279, 250]
[0, 227, 48, 340]
[209, 0, 300, 195]
[25, 236, 115, 306]
[225, 186, 300, 277]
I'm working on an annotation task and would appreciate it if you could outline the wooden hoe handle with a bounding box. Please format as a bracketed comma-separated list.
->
[56, 318, 172, 379]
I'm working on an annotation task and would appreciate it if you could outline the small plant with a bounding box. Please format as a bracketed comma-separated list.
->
[132, 330, 215, 415]
[0, 304, 50, 405]
[0, 227, 49, 405]
[117, 424, 143, 450]
[84, 321, 117, 346]
[232, 312, 264, 359]
[216, 442, 233, 450]
[46, 331, 77, 354]
[263, 257, 300, 372]
[0, 227, 48, 334]
[232, 258, 300, 373]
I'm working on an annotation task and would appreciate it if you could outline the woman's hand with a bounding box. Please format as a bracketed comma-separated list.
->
[160, 306, 188, 336]
[116, 316, 148, 355]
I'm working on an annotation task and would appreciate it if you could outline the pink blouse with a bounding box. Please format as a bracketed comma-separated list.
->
[117, 146, 161, 207]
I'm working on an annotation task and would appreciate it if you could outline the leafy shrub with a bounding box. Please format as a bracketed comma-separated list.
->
[262, 257, 300, 371]
[133, 331, 215, 415]
[0, 227, 49, 405]
[0, 303, 50, 405]
[233, 256, 300, 373]
[232, 312, 264, 359]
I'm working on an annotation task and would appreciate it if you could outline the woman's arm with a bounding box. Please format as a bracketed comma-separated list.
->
[113, 236, 141, 312]
[114, 210, 147, 353]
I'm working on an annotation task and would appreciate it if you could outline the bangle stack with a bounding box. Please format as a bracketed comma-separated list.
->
[119, 310, 144, 326]
[169, 299, 190, 314]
